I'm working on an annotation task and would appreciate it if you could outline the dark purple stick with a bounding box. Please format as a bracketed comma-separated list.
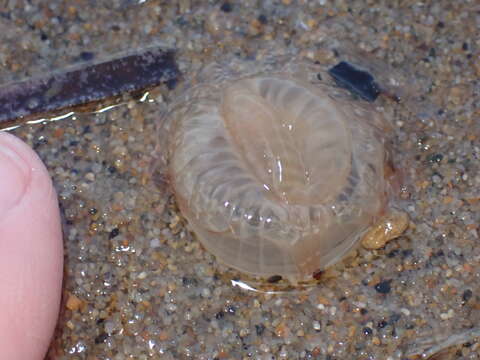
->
[0, 46, 179, 128]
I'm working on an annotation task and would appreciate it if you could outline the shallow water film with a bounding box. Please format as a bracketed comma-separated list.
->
[1, 1, 479, 359]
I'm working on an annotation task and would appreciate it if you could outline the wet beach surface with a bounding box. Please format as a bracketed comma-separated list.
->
[1, 1, 479, 359]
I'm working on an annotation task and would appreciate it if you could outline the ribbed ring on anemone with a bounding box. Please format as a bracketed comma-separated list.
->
[166, 66, 393, 281]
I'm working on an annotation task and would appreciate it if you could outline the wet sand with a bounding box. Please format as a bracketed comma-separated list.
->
[1, 1, 479, 359]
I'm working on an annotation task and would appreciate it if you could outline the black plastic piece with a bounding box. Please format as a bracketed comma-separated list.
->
[328, 61, 380, 102]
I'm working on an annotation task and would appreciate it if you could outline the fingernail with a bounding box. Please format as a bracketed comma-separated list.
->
[0, 132, 31, 218]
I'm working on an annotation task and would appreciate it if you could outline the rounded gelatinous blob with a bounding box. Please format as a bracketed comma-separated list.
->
[166, 66, 393, 281]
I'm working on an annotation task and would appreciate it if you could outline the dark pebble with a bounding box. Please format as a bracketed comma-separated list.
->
[427, 153, 444, 163]
[35, 137, 48, 146]
[226, 305, 236, 314]
[360, 308, 368, 315]
[109, 228, 120, 239]
[82, 125, 92, 134]
[220, 2, 233, 12]
[165, 77, 178, 90]
[377, 320, 388, 329]
[462, 289, 473, 302]
[328, 61, 380, 102]
[374, 280, 392, 294]
[387, 249, 399, 258]
[79, 51, 95, 61]
[0, 11, 11, 20]
[182, 277, 198, 287]
[258, 14, 268, 24]
[401, 249, 413, 258]
[363, 327, 373, 336]
[434, 250, 445, 257]
[267, 275, 282, 283]
[215, 311, 224, 320]
[255, 323, 265, 336]
[94, 332, 109, 344]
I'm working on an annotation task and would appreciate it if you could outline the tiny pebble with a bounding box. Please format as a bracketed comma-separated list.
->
[462, 289, 473, 302]
[220, 2, 232, 12]
[363, 327, 373, 336]
[66, 293, 84, 311]
[374, 280, 392, 294]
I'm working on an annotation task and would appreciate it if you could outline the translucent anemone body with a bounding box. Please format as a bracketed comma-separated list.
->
[162, 58, 396, 281]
